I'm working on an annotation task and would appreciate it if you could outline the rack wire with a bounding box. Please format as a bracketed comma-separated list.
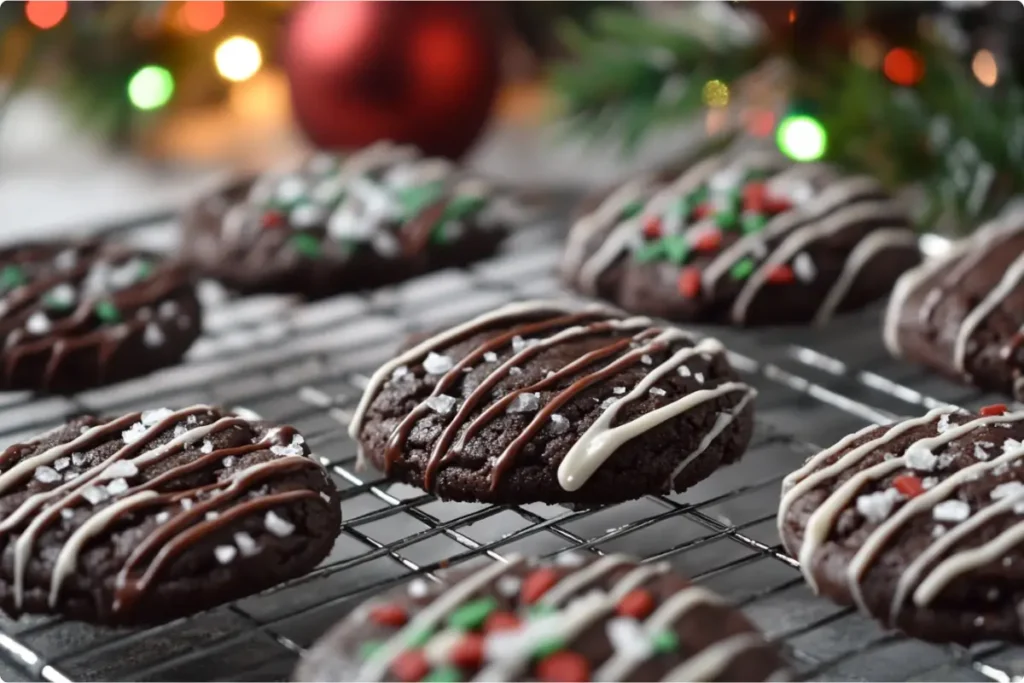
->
[0, 210, 1021, 683]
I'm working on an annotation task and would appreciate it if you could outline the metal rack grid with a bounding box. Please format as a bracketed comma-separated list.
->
[0, 210, 1021, 683]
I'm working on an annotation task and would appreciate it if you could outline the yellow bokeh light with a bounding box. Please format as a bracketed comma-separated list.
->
[702, 80, 730, 109]
[972, 49, 998, 87]
[215, 36, 262, 83]
[851, 36, 884, 70]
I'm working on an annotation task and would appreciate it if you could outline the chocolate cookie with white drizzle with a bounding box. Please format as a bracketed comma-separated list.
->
[563, 144, 920, 326]
[294, 552, 788, 682]
[350, 300, 756, 505]
[779, 403, 1024, 643]
[182, 141, 520, 299]
[885, 201, 1024, 401]
[0, 405, 340, 625]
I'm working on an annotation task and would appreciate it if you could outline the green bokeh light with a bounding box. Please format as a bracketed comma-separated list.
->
[127, 65, 175, 111]
[776, 115, 827, 162]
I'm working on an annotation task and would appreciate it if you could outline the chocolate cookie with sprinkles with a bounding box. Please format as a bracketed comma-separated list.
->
[350, 300, 756, 505]
[182, 141, 521, 299]
[294, 552, 788, 682]
[562, 144, 921, 326]
[0, 405, 340, 625]
[779, 403, 1024, 643]
[0, 241, 201, 393]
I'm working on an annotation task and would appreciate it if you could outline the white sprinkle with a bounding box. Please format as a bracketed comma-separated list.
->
[143, 323, 165, 348]
[678, 366, 692, 378]
[265, 511, 295, 537]
[792, 253, 817, 283]
[932, 524, 946, 538]
[425, 395, 458, 415]
[423, 352, 454, 375]
[496, 575, 521, 597]
[222, 456, 236, 468]
[200, 439, 215, 454]
[694, 372, 705, 383]
[81, 486, 109, 505]
[483, 351, 498, 362]
[641, 354, 653, 365]
[507, 393, 540, 413]
[275, 176, 307, 204]
[187, 415, 198, 425]
[102, 460, 138, 480]
[508, 366, 523, 376]
[215, 545, 238, 565]
[988, 588, 1000, 601]
[606, 617, 652, 658]
[271, 443, 305, 457]
[905, 444, 940, 471]
[992, 482, 1024, 501]
[205, 511, 220, 521]
[974, 616, 985, 627]
[181, 498, 194, 510]
[141, 408, 174, 427]
[158, 301, 178, 320]
[974, 443, 991, 461]
[612, 386, 626, 394]
[391, 365, 410, 381]
[936, 413, 952, 434]
[71, 452, 87, 466]
[933, 499, 971, 523]
[25, 311, 51, 336]
[54, 249, 77, 270]
[234, 532, 259, 557]
[649, 387, 667, 397]
[155, 511, 171, 524]
[60, 508, 74, 520]
[408, 578, 431, 599]
[53, 457, 70, 472]
[856, 488, 904, 523]
[44, 283, 76, 309]
[106, 478, 129, 495]
[34, 466, 61, 484]
[462, 366, 474, 373]
[548, 413, 570, 435]
[922, 477, 938, 489]
[290, 203, 325, 229]
[600, 396, 618, 410]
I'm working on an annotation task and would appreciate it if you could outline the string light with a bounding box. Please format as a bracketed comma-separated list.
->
[883, 48, 924, 86]
[181, 1, 225, 33]
[701, 80, 730, 108]
[215, 36, 262, 83]
[777, 114, 827, 162]
[127, 65, 175, 111]
[25, 0, 68, 30]
[972, 49, 998, 87]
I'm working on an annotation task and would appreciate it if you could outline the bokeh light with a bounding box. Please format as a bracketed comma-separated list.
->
[25, 0, 67, 30]
[972, 49, 998, 87]
[883, 48, 924, 86]
[745, 109, 776, 138]
[777, 114, 827, 162]
[181, 1, 225, 33]
[701, 80, 730, 108]
[127, 65, 175, 111]
[215, 36, 263, 83]
[851, 36, 884, 70]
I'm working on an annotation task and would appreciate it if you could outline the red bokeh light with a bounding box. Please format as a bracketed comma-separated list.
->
[883, 48, 924, 86]
[25, 0, 68, 30]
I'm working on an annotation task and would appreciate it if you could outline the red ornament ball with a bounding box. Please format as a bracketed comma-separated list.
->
[284, 1, 501, 159]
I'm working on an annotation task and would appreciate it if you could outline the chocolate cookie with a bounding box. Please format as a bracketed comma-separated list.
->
[562, 146, 921, 326]
[293, 552, 787, 682]
[779, 404, 1024, 643]
[182, 141, 518, 299]
[884, 204, 1024, 400]
[0, 241, 201, 393]
[349, 300, 756, 505]
[0, 404, 340, 626]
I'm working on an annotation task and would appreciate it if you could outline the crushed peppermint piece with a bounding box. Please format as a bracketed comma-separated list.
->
[613, 386, 626, 394]
[155, 511, 171, 524]
[792, 253, 816, 282]
[555, 552, 586, 567]
[391, 365, 410, 381]
[60, 508, 74, 520]
[106, 478, 129, 495]
[600, 396, 619, 410]
[425, 395, 458, 415]
[507, 393, 540, 413]
[922, 477, 939, 489]
[641, 354, 653, 365]
[222, 455, 236, 467]
[649, 387, 667, 396]
[181, 498, 194, 510]
[34, 466, 61, 484]
[423, 352, 454, 375]
[932, 525, 946, 538]
[25, 311, 51, 336]
[205, 511, 220, 521]
[856, 488, 904, 523]
[143, 323, 165, 348]
[975, 443, 991, 461]
[511, 335, 534, 352]
[936, 413, 952, 433]
[200, 439, 215, 454]
[103, 460, 138, 480]
[72, 452, 87, 466]
[549, 413, 570, 435]
[408, 578, 431, 599]
[694, 372, 705, 383]
[141, 408, 174, 427]
[81, 486, 109, 505]
[496, 575, 521, 597]
[265, 511, 295, 537]
[214, 545, 238, 565]
[905, 444, 939, 471]
[173, 424, 188, 438]
[992, 482, 1024, 501]
[483, 351, 498, 362]
[678, 366, 692, 378]
[234, 532, 259, 557]
[933, 499, 971, 523]
[1003, 439, 1023, 455]
[271, 443, 305, 457]
[122, 422, 148, 444]
[606, 617, 653, 658]
[53, 457, 70, 472]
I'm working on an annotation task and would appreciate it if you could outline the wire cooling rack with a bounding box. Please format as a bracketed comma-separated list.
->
[0, 208, 1021, 683]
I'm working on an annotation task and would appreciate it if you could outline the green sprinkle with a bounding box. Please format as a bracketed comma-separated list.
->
[528, 603, 557, 618]
[0, 265, 25, 292]
[94, 300, 121, 323]
[430, 223, 449, 245]
[662, 236, 691, 265]
[532, 635, 565, 659]
[620, 200, 644, 220]
[690, 185, 709, 203]
[135, 260, 155, 281]
[669, 198, 692, 217]
[742, 213, 768, 233]
[290, 233, 322, 258]
[404, 628, 433, 648]
[443, 195, 487, 221]
[634, 240, 667, 263]
[359, 640, 384, 661]
[714, 209, 739, 230]
[652, 629, 679, 654]
[447, 596, 497, 631]
[423, 665, 462, 683]
[397, 183, 445, 218]
[730, 258, 756, 280]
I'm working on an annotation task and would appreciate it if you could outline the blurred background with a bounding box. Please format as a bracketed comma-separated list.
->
[1, 0, 1022, 239]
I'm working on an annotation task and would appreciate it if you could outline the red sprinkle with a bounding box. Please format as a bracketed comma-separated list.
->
[677, 267, 701, 298]
[616, 589, 655, 619]
[391, 650, 430, 682]
[892, 474, 924, 499]
[981, 404, 1008, 417]
[642, 216, 662, 239]
[742, 182, 767, 212]
[261, 211, 286, 228]
[766, 265, 795, 284]
[693, 229, 722, 251]
[369, 603, 409, 627]
[537, 651, 591, 683]
[449, 633, 485, 669]
[520, 568, 561, 604]
[764, 197, 792, 213]
[692, 202, 713, 220]
[484, 611, 521, 633]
